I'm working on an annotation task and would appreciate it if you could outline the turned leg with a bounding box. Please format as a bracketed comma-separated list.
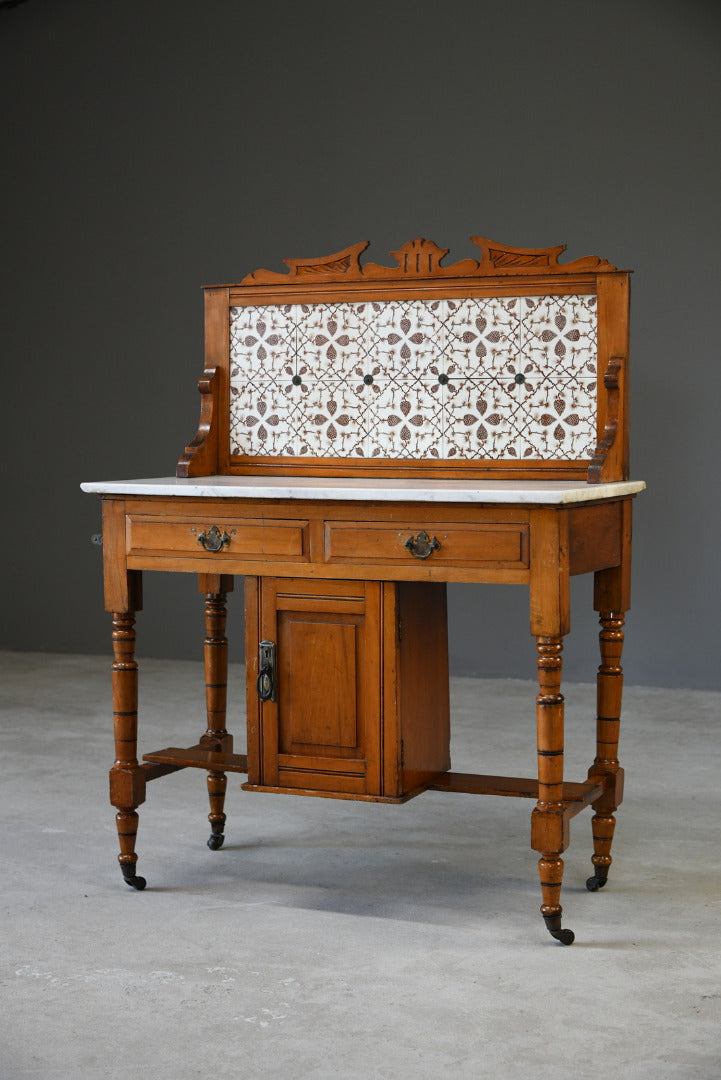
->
[532, 636, 574, 945]
[199, 575, 234, 850]
[587, 611, 626, 891]
[110, 611, 146, 889]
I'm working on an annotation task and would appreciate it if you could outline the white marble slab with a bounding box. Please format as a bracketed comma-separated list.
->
[81, 474, 645, 505]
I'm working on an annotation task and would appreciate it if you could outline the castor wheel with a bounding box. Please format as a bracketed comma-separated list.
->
[586, 870, 608, 891]
[207, 832, 225, 850]
[120, 865, 147, 890]
[543, 913, 575, 945]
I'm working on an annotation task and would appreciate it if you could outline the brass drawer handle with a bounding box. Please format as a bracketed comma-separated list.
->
[405, 530, 441, 559]
[197, 525, 231, 553]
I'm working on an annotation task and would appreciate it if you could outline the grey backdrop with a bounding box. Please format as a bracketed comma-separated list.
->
[2, 0, 719, 688]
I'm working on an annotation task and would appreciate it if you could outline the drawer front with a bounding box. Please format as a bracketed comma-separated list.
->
[324, 520, 529, 569]
[126, 515, 309, 562]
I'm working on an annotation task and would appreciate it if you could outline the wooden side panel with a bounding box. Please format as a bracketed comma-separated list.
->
[244, 576, 262, 785]
[102, 498, 142, 613]
[594, 498, 633, 613]
[397, 582, 451, 793]
[568, 502, 622, 575]
[592, 273, 630, 482]
[529, 508, 570, 637]
[176, 287, 229, 477]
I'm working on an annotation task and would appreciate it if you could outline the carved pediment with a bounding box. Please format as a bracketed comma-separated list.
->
[240, 235, 616, 285]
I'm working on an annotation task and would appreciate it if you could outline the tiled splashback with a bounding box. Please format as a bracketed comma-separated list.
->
[229, 296, 597, 461]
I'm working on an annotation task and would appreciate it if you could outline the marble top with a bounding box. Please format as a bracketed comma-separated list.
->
[81, 474, 645, 505]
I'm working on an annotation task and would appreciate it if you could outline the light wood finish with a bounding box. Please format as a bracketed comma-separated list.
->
[122, 497, 532, 583]
[198, 574, 234, 850]
[127, 513, 310, 562]
[430, 773, 604, 811]
[584, 496, 631, 891]
[324, 520, 529, 570]
[586, 612, 626, 890]
[243, 577, 450, 801]
[180, 236, 630, 484]
[89, 231, 642, 944]
[239, 236, 616, 287]
[99, 486, 637, 941]
[102, 499, 142, 612]
[393, 581, 450, 795]
[143, 746, 248, 773]
[532, 636, 574, 945]
[590, 273, 631, 483]
[176, 289, 229, 477]
[109, 610, 146, 890]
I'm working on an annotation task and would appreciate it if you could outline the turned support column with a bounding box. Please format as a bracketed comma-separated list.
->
[586, 610, 626, 890]
[587, 500, 631, 892]
[110, 610, 146, 890]
[199, 574, 234, 850]
[529, 507, 573, 943]
[532, 636, 573, 945]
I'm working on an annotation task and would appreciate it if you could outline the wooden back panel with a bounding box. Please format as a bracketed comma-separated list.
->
[178, 236, 630, 482]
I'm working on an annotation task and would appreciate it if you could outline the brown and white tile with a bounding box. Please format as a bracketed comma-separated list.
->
[519, 294, 597, 378]
[368, 381, 445, 459]
[443, 296, 521, 379]
[229, 304, 296, 383]
[373, 299, 445, 382]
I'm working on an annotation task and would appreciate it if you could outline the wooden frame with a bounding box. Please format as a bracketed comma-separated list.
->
[85, 230, 643, 946]
[177, 236, 630, 484]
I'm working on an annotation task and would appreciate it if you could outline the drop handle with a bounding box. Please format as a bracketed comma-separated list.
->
[404, 530, 441, 559]
[256, 640, 276, 702]
[197, 525, 231, 552]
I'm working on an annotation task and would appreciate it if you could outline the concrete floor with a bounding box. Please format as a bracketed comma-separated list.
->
[1, 649, 720, 1080]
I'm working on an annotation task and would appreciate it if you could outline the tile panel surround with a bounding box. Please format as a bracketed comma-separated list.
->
[228, 295, 598, 461]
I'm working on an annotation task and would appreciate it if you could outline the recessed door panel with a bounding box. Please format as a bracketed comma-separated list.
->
[277, 613, 360, 757]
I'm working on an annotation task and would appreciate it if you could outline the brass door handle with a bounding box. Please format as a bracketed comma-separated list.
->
[197, 525, 231, 553]
[404, 530, 441, 559]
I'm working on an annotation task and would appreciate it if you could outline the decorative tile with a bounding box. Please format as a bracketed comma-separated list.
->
[519, 294, 597, 377]
[515, 378, 598, 460]
[443, 297, 520, 379]
[300, 382, 370, 458]
[229, 305, 295, 384]
[296, 302, 378, 384]
[229, 382, 303, 457]
[368, 382, 445, 459]
[228, 295, 598, 461]
[445, 379, 548, 459]
[373, 299, 445, 382]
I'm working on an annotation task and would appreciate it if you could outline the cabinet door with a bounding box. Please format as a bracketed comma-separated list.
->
[245, 578, 382, 797]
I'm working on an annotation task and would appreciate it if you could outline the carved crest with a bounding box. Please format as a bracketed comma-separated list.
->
[240, 235, 616, 285]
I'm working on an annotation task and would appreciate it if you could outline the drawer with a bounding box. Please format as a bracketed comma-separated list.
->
[324, 520, 529, 569]
[126, 515, 309, 562]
